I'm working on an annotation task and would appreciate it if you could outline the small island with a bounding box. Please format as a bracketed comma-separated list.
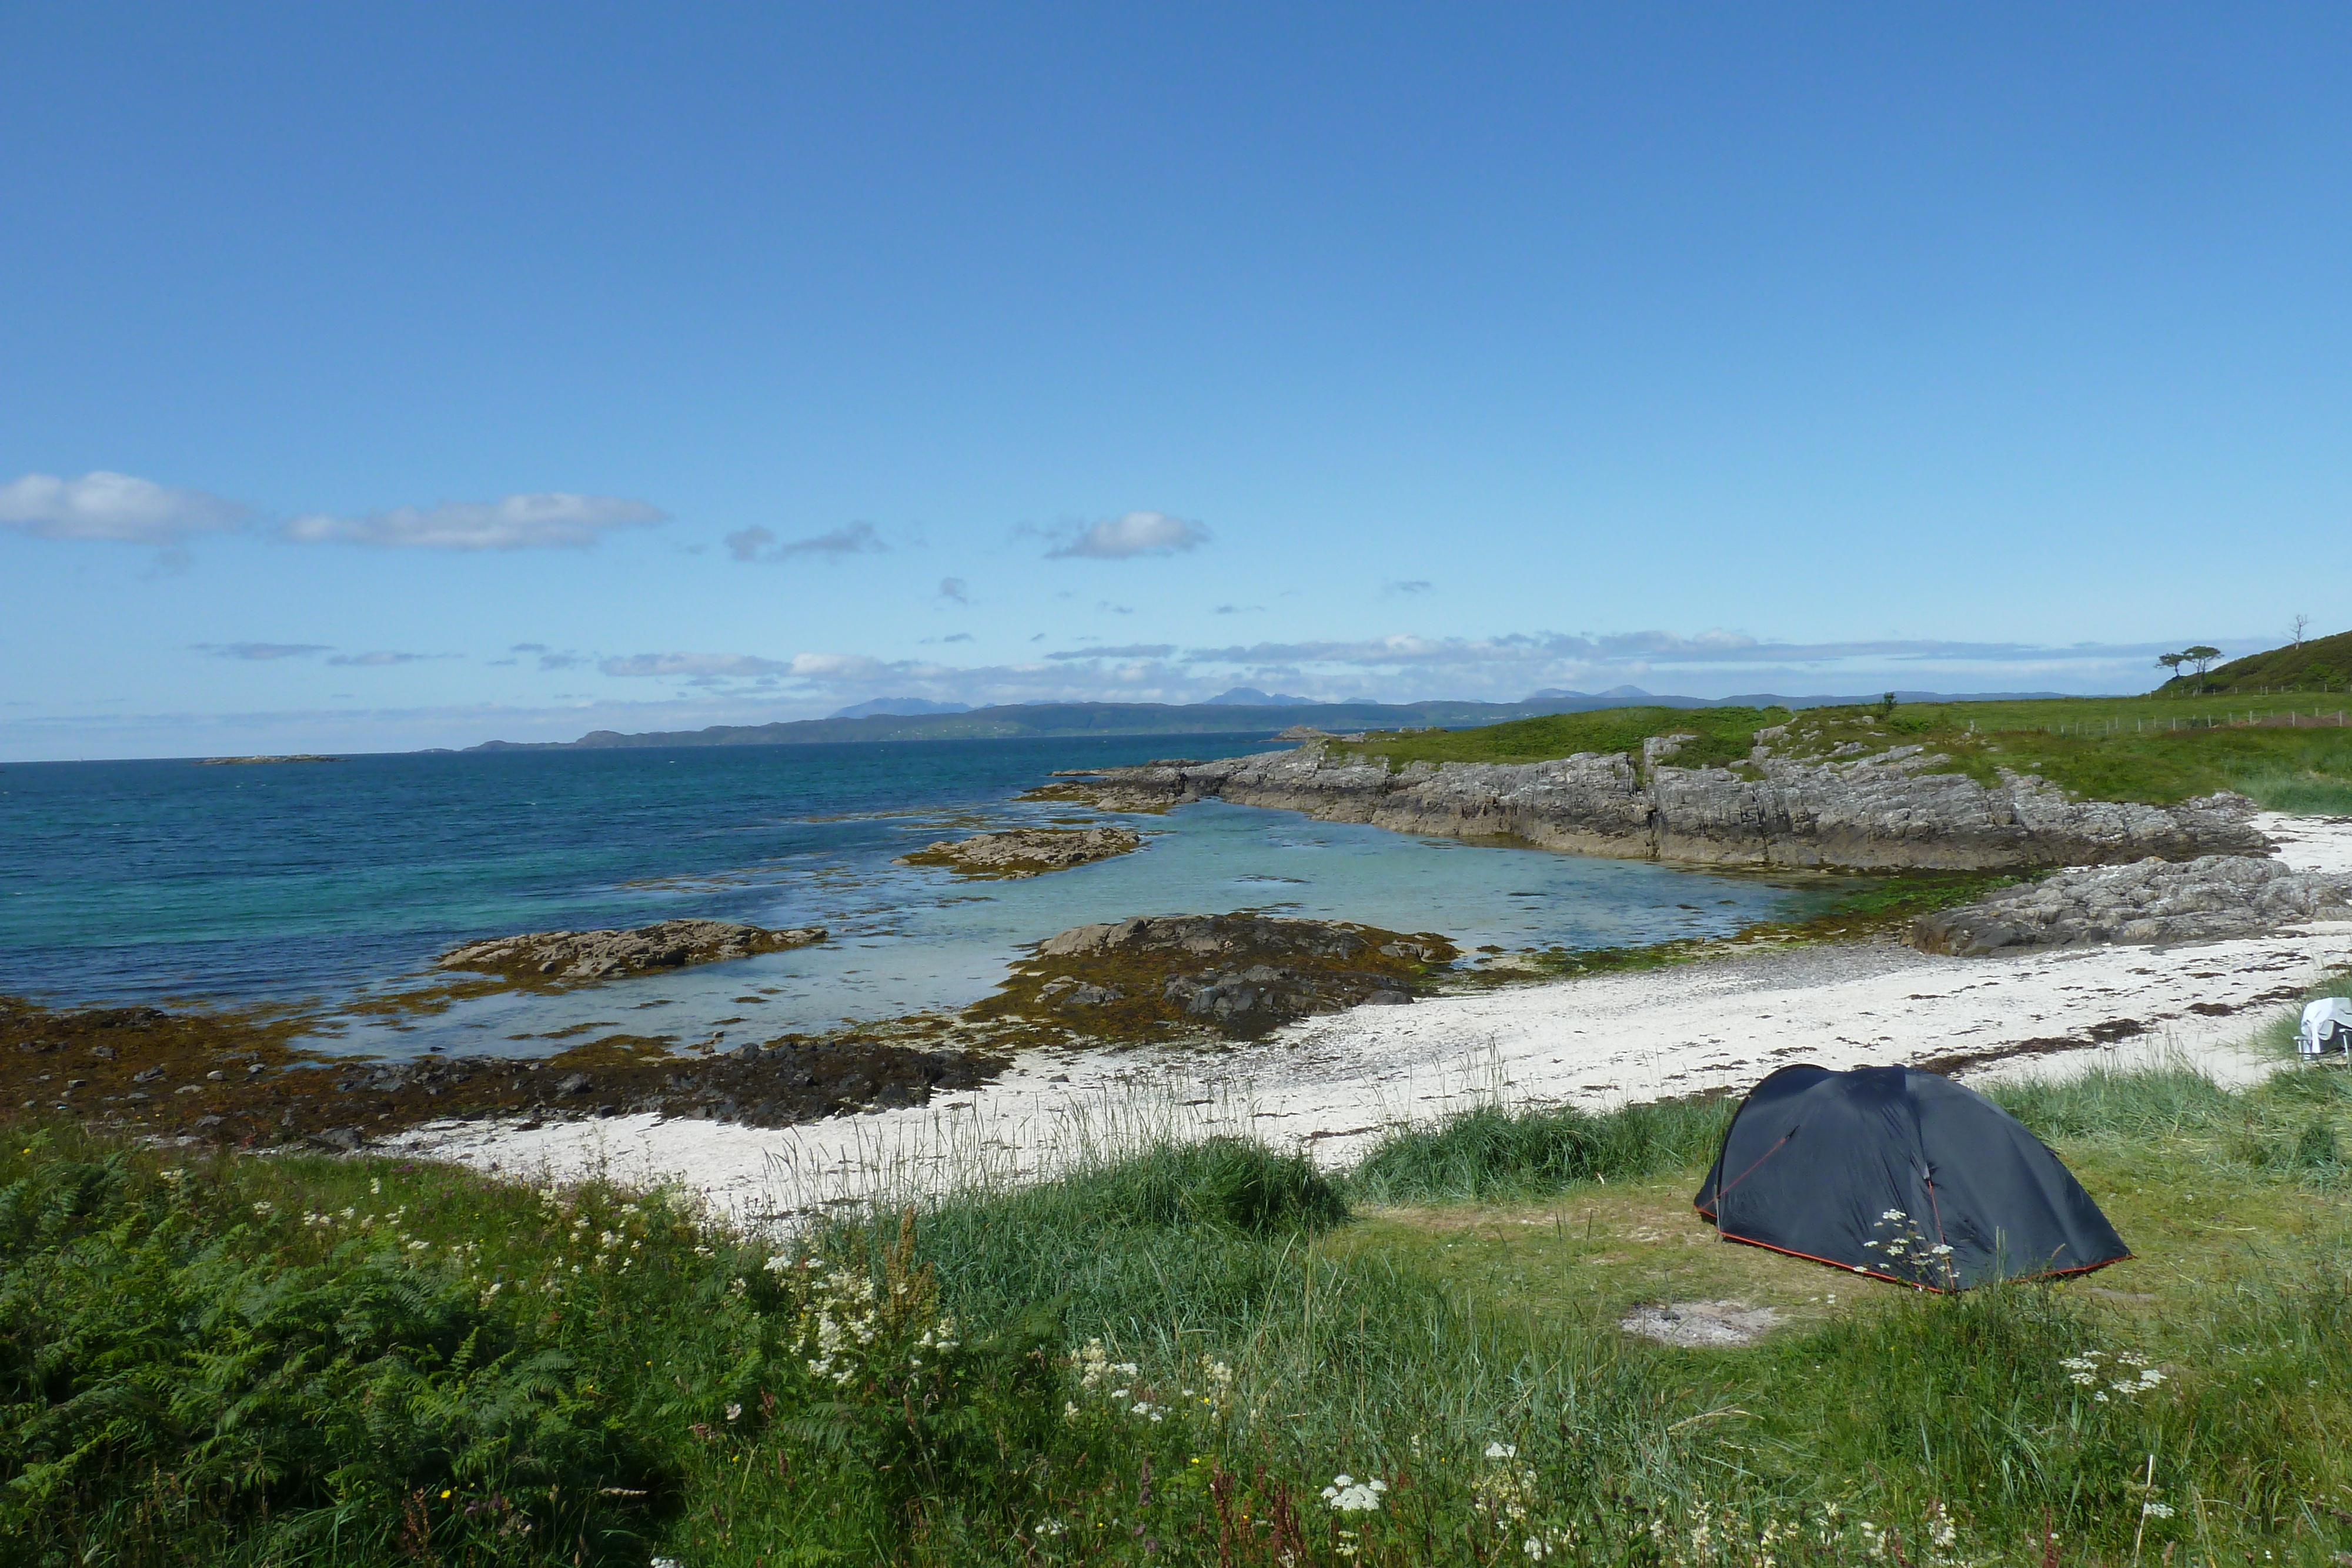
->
[195, 754, 343, 765]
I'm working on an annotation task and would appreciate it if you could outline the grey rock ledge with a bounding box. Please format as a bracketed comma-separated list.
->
[1048, 741, 2270, 871]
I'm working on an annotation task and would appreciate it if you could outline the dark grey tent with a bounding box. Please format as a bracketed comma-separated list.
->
[1693, 1064, 2129, 1290]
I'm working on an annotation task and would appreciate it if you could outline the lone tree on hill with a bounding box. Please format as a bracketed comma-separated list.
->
[2183, 645, 2221, 680]
[2293, 612, 2311, 648]
[2156, 652, 2186, 680]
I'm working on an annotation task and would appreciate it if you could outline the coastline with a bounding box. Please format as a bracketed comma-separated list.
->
[382, 810, 2352, 1227]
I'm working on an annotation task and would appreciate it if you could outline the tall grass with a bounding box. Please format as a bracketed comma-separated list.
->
[2231, 765, 2352, 815]
[1346, 1095, 1736, 1203]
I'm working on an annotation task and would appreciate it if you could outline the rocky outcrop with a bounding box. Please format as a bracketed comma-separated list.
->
[977, 914, 1456, 1039]
[435, 919, 826, 982]
[1910, 856, 2352, 955]
[1037, 742, 2271, 872]
[896, 825, 1140, 878]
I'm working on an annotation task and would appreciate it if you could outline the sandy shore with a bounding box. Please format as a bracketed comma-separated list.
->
[386, 810, 2352, 1226]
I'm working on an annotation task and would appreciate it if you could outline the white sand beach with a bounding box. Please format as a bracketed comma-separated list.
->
[386, 810, 2352, 1226]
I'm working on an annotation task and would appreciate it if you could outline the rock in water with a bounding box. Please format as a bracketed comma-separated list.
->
[896, 825, 1141, 878]
[434, 919, 826, 982]
[979, 913, 1457, 1039]
[1911, 856, 2352, 955]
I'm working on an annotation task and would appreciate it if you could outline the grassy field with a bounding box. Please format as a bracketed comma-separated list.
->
[11, 970, 2352, 1563]
[1334, 690, 2352, 813]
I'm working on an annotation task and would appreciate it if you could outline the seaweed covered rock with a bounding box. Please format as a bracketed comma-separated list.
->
[896, 825, 1141, 878]
[0, 990, 1004, 1145]
[980, 914, 1456, 1039]
[1910, 855, 2352, 955]
[435, 919, 826, 982]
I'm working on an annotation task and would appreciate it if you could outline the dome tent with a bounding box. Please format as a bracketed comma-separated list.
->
[1693, 1064, 2129, 1290]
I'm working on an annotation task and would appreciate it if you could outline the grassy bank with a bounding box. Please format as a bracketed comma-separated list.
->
[1337, 691, 2352, 814]
[11, 989, 2352, 1563]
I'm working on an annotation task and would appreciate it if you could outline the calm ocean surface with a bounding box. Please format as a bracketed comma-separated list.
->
[0, 737, 1838, 1057]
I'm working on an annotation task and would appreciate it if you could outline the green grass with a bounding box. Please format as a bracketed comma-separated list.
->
[1337, 704, 1790, 770]
[16, 987, 2352, 1564]
[1337, 691, 2352, 811]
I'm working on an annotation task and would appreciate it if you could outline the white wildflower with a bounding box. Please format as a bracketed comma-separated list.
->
[250, 1201, 273, 1216]
[725, 1403, 742, 1423]
[1321, 1476, 1387, 1512]
[1485, 1441, 1518, 1460]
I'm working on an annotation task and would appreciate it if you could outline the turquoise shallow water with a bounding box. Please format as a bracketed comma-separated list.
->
[0, 737, 1835, 1056]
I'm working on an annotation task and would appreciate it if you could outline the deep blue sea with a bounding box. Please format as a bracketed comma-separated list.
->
[0, 737, 1836, 1057]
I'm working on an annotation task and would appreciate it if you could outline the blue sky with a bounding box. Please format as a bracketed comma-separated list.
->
[4, 4, 2348, 759]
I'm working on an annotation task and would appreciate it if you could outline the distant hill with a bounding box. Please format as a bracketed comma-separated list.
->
[2157, 628, 2352, 695]
[827, 697, 973, 718]
[1203, 687, 1325, 706]
[462, 688, 2083, 751]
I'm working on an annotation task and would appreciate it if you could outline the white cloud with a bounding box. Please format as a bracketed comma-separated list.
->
[326, 650, 443, 666]
[1045, 510, 1210, 559]
[285, 493, 666, 550]
[195, 642, 332, 661]
[726, 521, 887, 563]
[0, 471, 247, 544]
[600, 653, 792, 678]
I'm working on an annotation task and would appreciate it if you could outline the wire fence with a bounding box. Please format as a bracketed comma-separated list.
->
[2039, 709, 2352, 737]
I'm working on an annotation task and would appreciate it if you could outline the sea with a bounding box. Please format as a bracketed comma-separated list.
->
[0, 736, 1843, 1058]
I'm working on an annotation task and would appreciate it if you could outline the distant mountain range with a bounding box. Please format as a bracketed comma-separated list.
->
[1202, 687, 1325, 706]
[462, 687, 2072, 752]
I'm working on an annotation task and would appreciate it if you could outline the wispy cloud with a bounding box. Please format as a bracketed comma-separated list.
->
[937, 576, 968, 602]
[1, 471, 248, 544]
[1045, 643, 1178, 661]
[1385, 579, 1434, 595]
[599, 653, 793, 678]
[285, 493, 666, 550]
[725, 521, 888, 563]
[195, 642, 332, 661]
[510, 643, 590, 671]
[326, 650, 445, 666]
[1044, 510, 1210, 560]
